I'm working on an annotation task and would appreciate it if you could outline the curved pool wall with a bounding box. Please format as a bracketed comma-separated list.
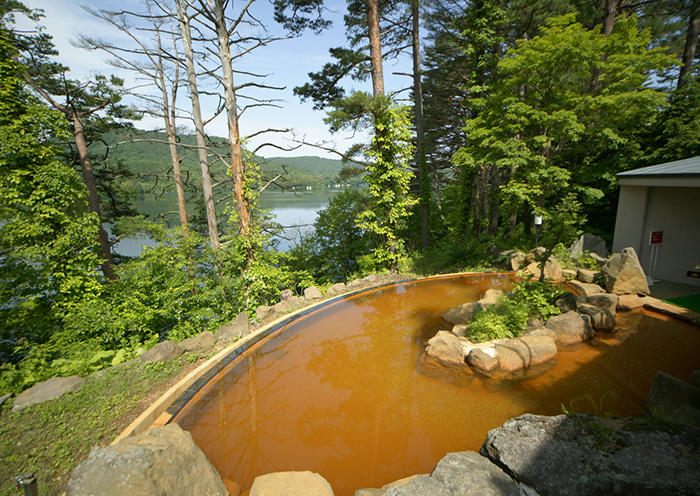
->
[119, 273, 700, 496]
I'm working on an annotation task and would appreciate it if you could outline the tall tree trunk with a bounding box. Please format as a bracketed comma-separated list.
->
[155, 16, 188, 234]
[175, 0, 220, 249]
[412, 0, 429, 249]
[365, 0, 385, 97]
[602, 0, 620, 37]
[488, 164, 499, 235]
[72, 114, 116, 280]
[679, 0, 700, 88]
[208, 0, 251, 244]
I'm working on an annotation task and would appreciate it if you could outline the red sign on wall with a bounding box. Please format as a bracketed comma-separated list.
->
[649, 231, 663, 245]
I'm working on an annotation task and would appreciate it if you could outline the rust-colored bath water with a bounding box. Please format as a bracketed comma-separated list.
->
[172, 274, 700, 495]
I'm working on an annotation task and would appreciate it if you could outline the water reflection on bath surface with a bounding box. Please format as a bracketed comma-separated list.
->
[172, 274, 700, 495]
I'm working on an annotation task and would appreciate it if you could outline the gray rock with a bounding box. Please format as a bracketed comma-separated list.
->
[280, 289, 294, 301]
[139, 340, 180, 363]
[326, 282, 347, 297]
[0, 392, 13, 409]
[479, 289, 503, 308]
[562, 269, 577, 280]
[589, 253, 608, 267]
[442, 302, 482, 326]
[425, 331, 470, 367]
[178, 331, 216, 352]
[451, 324, 468, 338]
[525, 247, 547, 264]
[520, 259, 563, 283]
[494, 335, 557, 373]
[576, 303, 616, 332]
[273, 300, 291, 314]
[363, 274, 378, 283]
[250, 471, 334, 496]
[566, 280, 606, 296]
[385, 451, 519, 496]
[214, 312, 250, 342]
[12, 376, 85, 413]
[507, 252, 526, 271]
[554, 292, 578, 313]
[617, 294, 645, 311]
[691, 370, 700, 389]
[66, 424, 227, 496]
[568, 233, 608, 258]
[602, 247, 650, 295]
[585, 293, 619, 315]
[643, 371, 700, 428]
[304, 286, 323, 300]
[481, 413, 700, 496]
[467, 348, 498, 375]
[576, 268, 601, 284]
[545, 311, 594, 345]
[256, 305, 273, 321]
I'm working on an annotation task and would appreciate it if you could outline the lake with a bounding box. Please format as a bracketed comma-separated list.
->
[113, 188, 346, 256]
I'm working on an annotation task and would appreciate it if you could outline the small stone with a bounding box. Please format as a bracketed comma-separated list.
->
[554, 292, 578, 313]
[467, 348, 499, 375]
[178, 331, 216, 352]
[304, 286, 323, 300]
[617, 294, 645, 311]
[12, 376, 85, 413]
[508, 252, 526, 271]
[273, 300, 290, 314]
[495, 335, 557, 372]
[326, 282, 347, 297]
[442, 302, 482, 326]
[250, 471, 334, 496]
[478, 289, 503, 308]
[280, 289, 294, 301]
[567, 280, 606, 296]
[425, 331, 470, 367]
[139, 341, 180, 363]
[451, 324, 468, 337]
[545, 311, 594, 345]
[520, 259, 564, 282]
[214, 312, 250, 342]
[256, 305, 273, 321]
[577, 303, 616, 332]
[576, 268, 601, 284]
[562, 269, 577, 280]
[363, 274, 378, 283]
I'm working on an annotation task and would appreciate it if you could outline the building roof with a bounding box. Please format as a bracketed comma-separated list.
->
[618, 156, 700, 177]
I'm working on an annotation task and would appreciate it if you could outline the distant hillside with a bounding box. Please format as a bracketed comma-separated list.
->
[96, 129, 360, 190]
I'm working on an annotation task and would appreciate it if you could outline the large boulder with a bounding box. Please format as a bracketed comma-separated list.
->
[544, 311, 594, 345]
[566, 280, 605, 296]
[139, 340, 180, 363]
[326, 282, 347, 297]
[617, 294, 645, 311]
[467, 348, 499, 375]
[494, 335, 557, 373]
[643, 371, 700, 428]
[568, 233, 608, 258]
[178, 331, 216, 352]
[601, 247, 650, 295]
[215, 312, 250, 342]
[507, 252, 526, 271]
[576, 268, 601, 284]
[66, 424, 228, 496]
[425, 331, 470, 367]
[384, 451, 519, 496]
[304, 286, 323, 300]
[585, 293, 619, 316]
[249, 471, 334, 496]
[520, 259, 564, 283]
[576, 303, 616, 332]
[481, 413, 700, 496]
[442, 302, 482, 326]
[12, 376, 85, 413]
[479, 289, 503, 309]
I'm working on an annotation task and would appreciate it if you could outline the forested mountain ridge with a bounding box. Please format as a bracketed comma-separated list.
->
[98, 129, 355, 191]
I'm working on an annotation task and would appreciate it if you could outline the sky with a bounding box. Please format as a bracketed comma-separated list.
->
[20, 0, 414, 158]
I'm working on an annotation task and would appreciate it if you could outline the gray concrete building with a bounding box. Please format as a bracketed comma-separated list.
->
[612, 156, 700, 287]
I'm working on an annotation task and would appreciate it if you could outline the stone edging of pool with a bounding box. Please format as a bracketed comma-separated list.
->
[113, 271, 484, 444]
[114, 270, 700, 445]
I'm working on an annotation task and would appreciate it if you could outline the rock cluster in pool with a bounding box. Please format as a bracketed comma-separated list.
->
[421, 245, 651, 382]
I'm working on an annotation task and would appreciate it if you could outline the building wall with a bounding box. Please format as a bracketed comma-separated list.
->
[613, 185, 700, 286]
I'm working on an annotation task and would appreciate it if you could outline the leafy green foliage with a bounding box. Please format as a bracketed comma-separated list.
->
[467, 277, 562, 342]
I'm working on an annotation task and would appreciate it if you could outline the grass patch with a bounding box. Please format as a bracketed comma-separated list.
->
[0, 359, 186, 496]
[663, 293, 700, 313]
